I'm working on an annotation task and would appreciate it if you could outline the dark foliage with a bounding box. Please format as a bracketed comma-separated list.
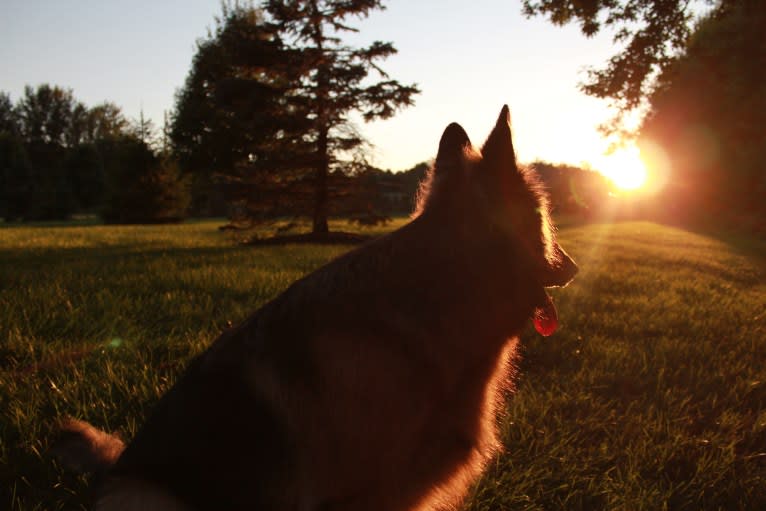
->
[640, 1, 766, 230]
[521, 0, 726, 129]
[0, 92, 19, 136]
[64, 143, 105, 213]
[530, 161, 613, 217]
[0, 133, 32, 221]
[101, 137, 190, 225]
[524, 0, 765, 232]
[171, 4, 303, 218]
[1, 85, 189, 223]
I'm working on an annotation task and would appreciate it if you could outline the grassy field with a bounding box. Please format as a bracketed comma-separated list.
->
[1, 218, 764, 510]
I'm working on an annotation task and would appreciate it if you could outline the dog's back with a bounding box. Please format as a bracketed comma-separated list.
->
[54, 106, 577, 511]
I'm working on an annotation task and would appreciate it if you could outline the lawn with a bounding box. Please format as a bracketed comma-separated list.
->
[1, 219, 764, 510]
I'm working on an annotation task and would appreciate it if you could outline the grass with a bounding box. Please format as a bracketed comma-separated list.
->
[1, 218, 764, 510]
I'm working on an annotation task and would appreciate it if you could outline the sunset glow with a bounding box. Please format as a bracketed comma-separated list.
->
[594, 145, 649, 191]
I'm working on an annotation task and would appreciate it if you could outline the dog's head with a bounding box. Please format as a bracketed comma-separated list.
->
[417, 105, 577, 336]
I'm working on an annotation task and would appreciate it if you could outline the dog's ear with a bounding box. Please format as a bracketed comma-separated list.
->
[435, 122, 472, 176]
[481, 105, 519, 176]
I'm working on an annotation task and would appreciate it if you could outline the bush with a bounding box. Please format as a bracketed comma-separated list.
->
[101, 137, 190, 224]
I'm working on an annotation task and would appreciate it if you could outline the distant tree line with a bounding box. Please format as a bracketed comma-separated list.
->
[0, 84, 611, 226]
[530, 161, 614, 218]
[347, 160, 613, 222]
[0, 85, 189, 223]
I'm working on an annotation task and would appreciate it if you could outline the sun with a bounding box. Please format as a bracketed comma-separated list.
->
[594, 145, 648, 191]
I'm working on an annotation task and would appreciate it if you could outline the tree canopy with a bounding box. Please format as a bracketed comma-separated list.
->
[524, 0, 765, 231]
[640, 1, 766, 227]
[521, 0, 732, 128]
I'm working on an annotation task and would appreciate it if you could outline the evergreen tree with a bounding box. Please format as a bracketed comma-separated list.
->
[0, 92, 19, 136]
[131, 109, 158, 150]
[262, 0, 419, 234]
[171, 3, 291, 217]
[101, 136, 190, 224]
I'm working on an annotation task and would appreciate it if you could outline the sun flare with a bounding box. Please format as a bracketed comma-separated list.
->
[594, 145, 648, 191]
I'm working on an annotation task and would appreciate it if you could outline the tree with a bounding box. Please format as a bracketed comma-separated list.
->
[17, 84, 78, 148]
[639, 1, 766, 226]
[263, 0, 419, 234]
[131, 109, 158, 149]
[173, 1, 419, 234]
[101, 136, 190, 224]
[0, 132, 31, 220]
[0, 92, 25, 219]
[14, 84, 80, 219]
[4, 84, 183, 221]
[0, 92, 19, 136]
[64, 143, 104, 212]
[523, 0, 766, 230]
[85, 102, 129, 142]
[171, 3, 285, 216]
[521, 0, 731, 130]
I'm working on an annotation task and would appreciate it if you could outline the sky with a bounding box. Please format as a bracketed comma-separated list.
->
[1, 0, 624, 172]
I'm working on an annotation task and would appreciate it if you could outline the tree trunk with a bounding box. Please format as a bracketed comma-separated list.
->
[310, 0, 329, 235]
[312, 126, 329, 234]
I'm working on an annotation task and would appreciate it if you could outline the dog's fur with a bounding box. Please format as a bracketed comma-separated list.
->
[54, 106, 577, 511]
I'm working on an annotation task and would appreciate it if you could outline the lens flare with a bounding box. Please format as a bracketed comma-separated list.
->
[595, 145, 648, 191]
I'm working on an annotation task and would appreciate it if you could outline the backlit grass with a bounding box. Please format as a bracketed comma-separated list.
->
[1, 219, 764, 510]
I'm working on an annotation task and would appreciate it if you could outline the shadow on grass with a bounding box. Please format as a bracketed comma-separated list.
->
[558, 213, 766, 268]
[245, 231, 374, 246]
[689, 226, 766, 266]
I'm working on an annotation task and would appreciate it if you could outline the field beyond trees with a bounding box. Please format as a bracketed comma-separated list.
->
[1, 219, 765, 510]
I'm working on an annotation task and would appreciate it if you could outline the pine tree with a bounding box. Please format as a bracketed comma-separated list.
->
[262, 0, 419, 234]
[171, 3, 291, 217]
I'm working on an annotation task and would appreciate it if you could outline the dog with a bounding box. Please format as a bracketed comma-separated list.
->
[54, 105, 577, 510]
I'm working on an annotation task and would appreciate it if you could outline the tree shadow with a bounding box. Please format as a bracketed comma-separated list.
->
[245, 231, 374, 246]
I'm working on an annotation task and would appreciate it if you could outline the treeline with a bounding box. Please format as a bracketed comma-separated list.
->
[0, 81, 423, 226]
[0, 84, 611, 226]
[0, 77, 610, 224]
[530, 162, 613, 218]
[340, 161, 613, 222]
[0, 85, 189, 223]
[0, 84, 189, 223]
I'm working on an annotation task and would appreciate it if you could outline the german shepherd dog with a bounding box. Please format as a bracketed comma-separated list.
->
[54, 106, 577, 510]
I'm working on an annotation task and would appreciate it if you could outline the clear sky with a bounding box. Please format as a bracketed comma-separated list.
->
[1, 0, 622, 172]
